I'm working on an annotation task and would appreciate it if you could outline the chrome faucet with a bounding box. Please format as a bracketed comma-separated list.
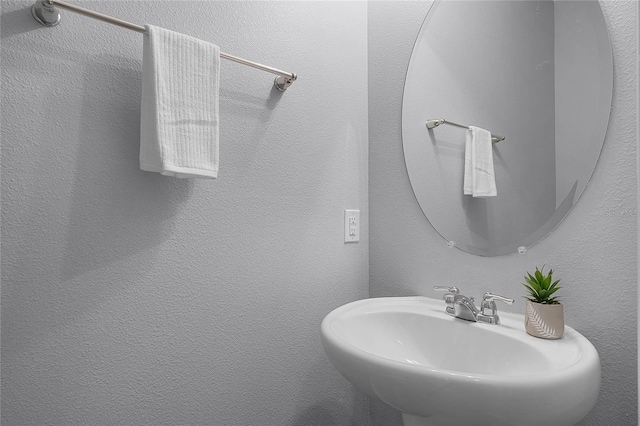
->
[433, 286, 514, 324]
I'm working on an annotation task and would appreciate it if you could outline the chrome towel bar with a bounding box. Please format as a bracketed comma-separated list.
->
[426, 119, 505, 143]
[31, 0, 297, 91]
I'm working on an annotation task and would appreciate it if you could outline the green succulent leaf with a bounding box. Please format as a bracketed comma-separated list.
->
[546, 286, 561, 296]
[523, 284, 537, 297]
[534, 269, 544, 283]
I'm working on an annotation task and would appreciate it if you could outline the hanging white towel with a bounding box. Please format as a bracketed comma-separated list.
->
[464, 126, 497, 197]
[140, 25, 220, 179]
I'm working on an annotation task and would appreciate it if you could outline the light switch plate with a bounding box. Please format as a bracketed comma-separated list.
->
[344, 209, 360, 243]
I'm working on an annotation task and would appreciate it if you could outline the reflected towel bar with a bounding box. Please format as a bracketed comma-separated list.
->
[31, 0, 297, 91]
[426, 119, 505, 143]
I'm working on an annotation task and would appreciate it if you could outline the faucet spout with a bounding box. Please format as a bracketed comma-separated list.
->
[452, 295, 479, 322]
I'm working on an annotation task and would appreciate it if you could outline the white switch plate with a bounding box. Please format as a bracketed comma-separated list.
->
[344, 209, 360, 243]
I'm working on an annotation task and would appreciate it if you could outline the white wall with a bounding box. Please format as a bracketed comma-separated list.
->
[369, 1, 637, 425]
[1, 1, 369, 424]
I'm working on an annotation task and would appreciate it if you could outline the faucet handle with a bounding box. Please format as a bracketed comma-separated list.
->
[480, 293, 515, 323]
[475, 292, 514, 325]
[483, 292, 515, 305]
[434, 286, 458, 316]
[433, 286, 459, 295]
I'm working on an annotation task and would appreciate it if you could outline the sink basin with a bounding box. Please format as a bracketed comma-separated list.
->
[321, 296, 600, 426]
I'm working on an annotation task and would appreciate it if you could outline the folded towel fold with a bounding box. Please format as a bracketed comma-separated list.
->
[464, 126, 497, 197]
[140, 25, 220, 179]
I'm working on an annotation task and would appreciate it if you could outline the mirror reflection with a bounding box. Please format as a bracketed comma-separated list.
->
[402, 0, 613, 256]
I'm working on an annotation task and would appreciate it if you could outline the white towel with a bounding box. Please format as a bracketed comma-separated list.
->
[140, 25, 220, 179]
[464, 126, 497, 197]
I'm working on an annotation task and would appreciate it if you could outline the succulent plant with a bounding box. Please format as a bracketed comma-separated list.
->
[523, 266, 561, 304]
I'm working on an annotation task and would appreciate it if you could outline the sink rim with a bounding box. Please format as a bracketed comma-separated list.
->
[321, 296, 599, 383]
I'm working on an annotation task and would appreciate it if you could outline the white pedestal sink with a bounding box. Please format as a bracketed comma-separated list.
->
[321, 296, 600, 426]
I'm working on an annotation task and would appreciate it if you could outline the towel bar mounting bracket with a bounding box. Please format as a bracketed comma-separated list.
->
[32, 0, 60, 27]
[274, 74, 297, 92]
[426, 119, 445, 129]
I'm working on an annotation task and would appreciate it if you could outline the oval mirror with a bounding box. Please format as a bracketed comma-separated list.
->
[402, 0, 613, 256]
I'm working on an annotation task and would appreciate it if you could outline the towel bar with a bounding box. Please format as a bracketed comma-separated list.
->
[31, 0, 297, 91]
[426, 119, 504, 143]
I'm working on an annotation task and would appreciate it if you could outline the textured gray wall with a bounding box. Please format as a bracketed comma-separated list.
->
[369, 1, 637, 425]
[1, 1, 369, 425]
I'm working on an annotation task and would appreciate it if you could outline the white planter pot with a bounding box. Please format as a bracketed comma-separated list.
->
[525, 299, 564, 339]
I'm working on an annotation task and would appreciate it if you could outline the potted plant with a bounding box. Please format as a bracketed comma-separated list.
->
[523, 266, 564, 339]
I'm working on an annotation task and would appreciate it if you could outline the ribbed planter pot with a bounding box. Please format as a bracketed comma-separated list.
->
[525, 300, 564, 339]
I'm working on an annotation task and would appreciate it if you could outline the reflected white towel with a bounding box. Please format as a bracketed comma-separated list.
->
[140, 25, 220, 179]
[464, 126, 497, 197]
